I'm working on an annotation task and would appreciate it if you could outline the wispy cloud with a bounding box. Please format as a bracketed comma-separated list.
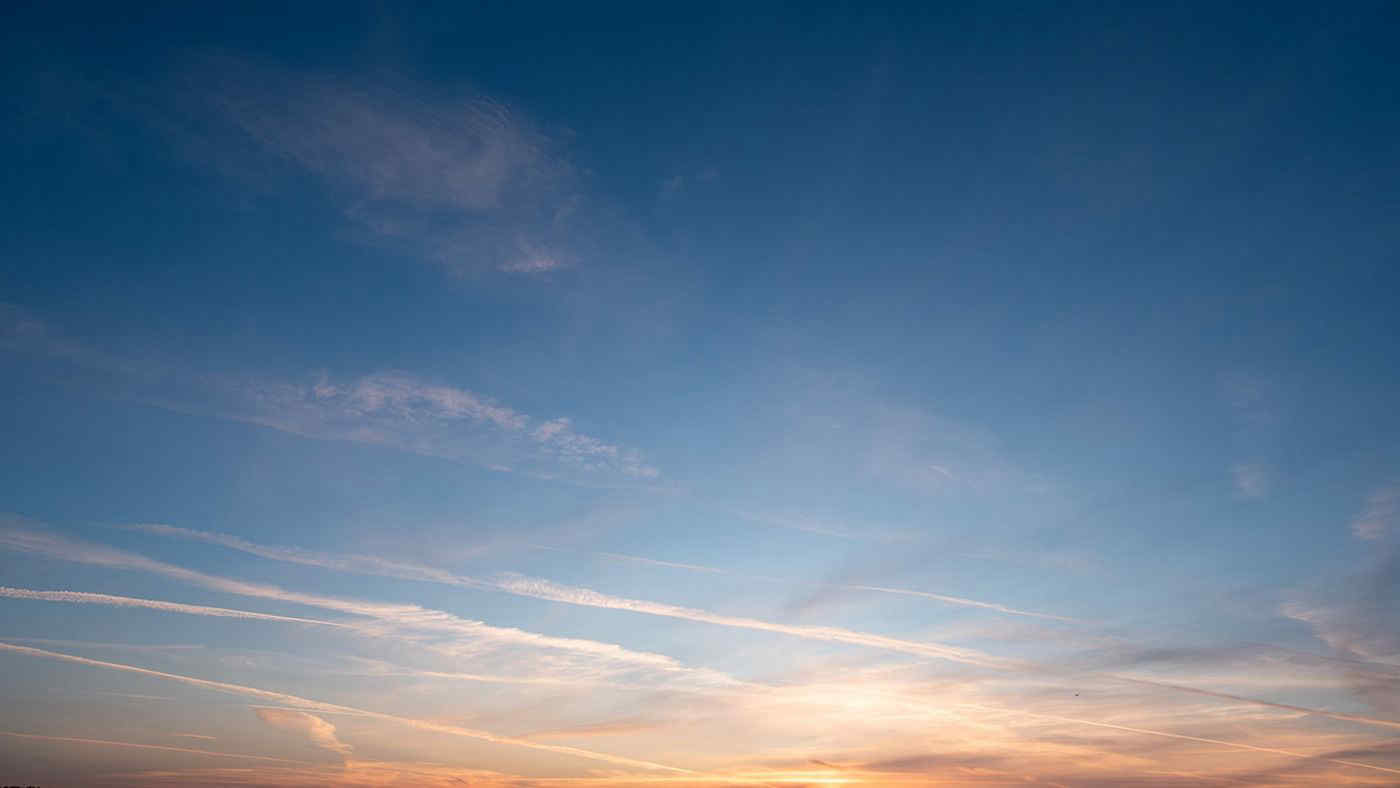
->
[180, 58, 587, 276]
[0, 586, 350, 629]
[255, 709, 353, 759]
[522, 718, 666, 740]
[0, 641, 693, 774]
[843, 585, 1080, 623]
[593, 551, 736, 576]
[1353, 483, 1400, 541]
[126, 522, 1400, 745]
[129, 521, 1019, 669]
[1232, 462, 1270, 499]
[0, 309, 660, 479]
[1279, 542, 1400, 718]
[951, 701, 1400, 778]
[211, 371, 661, 479]
[530, 418, 660, 478]
[24, 512, 1400, 778]
[490, 574, 1031, 669]
[2, 523, 739, 691]
[0, 731, 310, 765]
[585, 547, 1078, 621]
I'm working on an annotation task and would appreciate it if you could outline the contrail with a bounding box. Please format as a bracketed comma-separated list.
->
[129, 524, 1021, 669]
[1115, 674, 1400, 732]
[594, 551, 735, 576]
[0, 730, 311, 764]
[16, 526, 1400, 739]
[492, 573, 1023, 669]
[0, 586, 349, 628]
[0, 529, 742, 687]
[146, 526, 1400, 737]
[588, 548, 1075, 621]
[0, 641, 693, 774]
[843, 584, 1078, 622]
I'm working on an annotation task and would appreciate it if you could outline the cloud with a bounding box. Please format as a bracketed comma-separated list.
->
[529, 417, 659, 478]
[2, 522, 739, 692]
[522, 719, 664, 740]
[0, 731, 308, 765]
[180, 58, 587, 276]
[1232, 463, 1270, 499]
[215, 370, 623, 474]
[0, 641, 693, 774]
[127, 520, 1018, 669]
[593, 551, 734, 576]
[254, 709, 353, 758]
[0, 586, 350, 629]
[948, 701, 1400, 778]
[587, 547, 1078, 621]
[219, 370, 661, 478]
[1280, 544, 1400, 718]
[1279, 482, 1400, 685]
[843, 585, 1080, 623]
[1, 309, 660, 479]
[33, 520, 1400, 747]
[1353, 483, 1400, 541]
[484, 575, 1024, 669]
[1282, 585, 1400, 669]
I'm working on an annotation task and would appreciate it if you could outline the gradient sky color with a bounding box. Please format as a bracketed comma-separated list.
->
[3, 3, 1400, 786]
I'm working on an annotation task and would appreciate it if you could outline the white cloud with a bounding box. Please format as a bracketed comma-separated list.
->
[1, 309, 660, 479]
[529, 417, 659, 478]
[122, 521, 1017, 669]
[2, 523, 735, 691]
[255, 709, 353, 758]
[208, 370, 659, 479]
[0, 586, 348, 629]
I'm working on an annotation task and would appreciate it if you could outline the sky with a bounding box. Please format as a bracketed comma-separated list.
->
[2, 2, 1400, 785]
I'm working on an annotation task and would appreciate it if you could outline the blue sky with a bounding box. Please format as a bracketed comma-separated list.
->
[3, 3, 1400, 785]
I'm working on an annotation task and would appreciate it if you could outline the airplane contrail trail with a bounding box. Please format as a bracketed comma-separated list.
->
[0, 641, 693, 775]
[0, 731, 313, 764]
[0, 586, 349, 628]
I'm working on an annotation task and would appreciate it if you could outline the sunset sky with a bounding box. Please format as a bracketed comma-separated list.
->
[3, 3, 1400, 786]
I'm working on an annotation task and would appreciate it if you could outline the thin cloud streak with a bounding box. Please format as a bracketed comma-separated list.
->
[1131, 680, 1400, 732]
[0, 731, 312, 764]
[587, 548, 1078, 622]
[0, 309, 660, 480]
[492, 573, 1023, 669]
[595, 552, 736, 575]
[25, 523, 1400, 744]
[844, 585, 1080, 623]
[1, 525, 746, 691]
[135, 523, 1020, 669]
[0, 641, 694, 774]
[952, 702, 1400, 778]
[0, 586, 351, 629]
[1353, 482, 1400, 541]
[205, 371, 661, 479]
